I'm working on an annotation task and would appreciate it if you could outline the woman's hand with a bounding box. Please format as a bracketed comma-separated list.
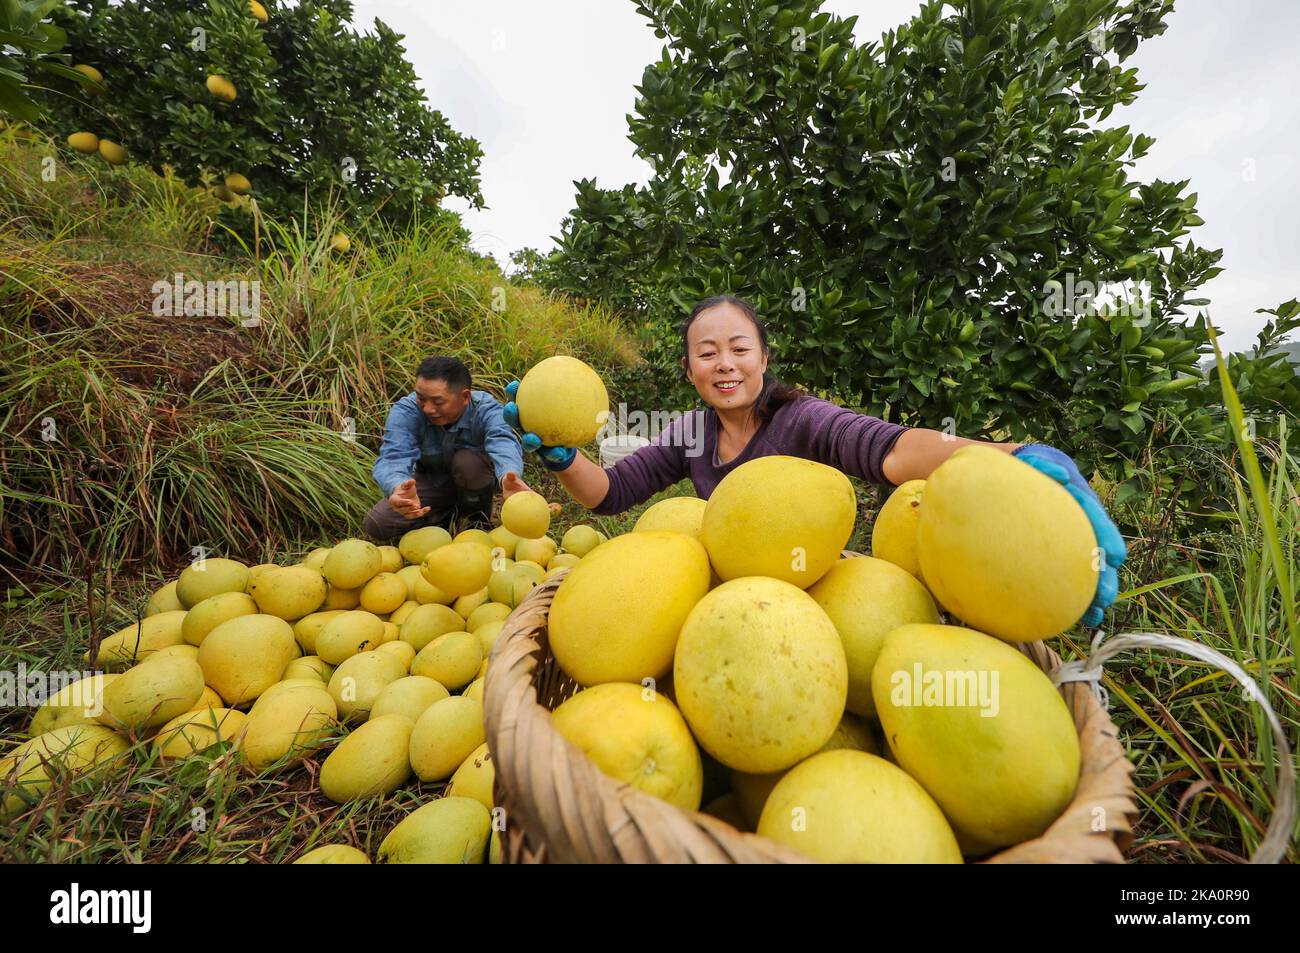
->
[503, 380, 577, 472]
[501, 471, 532, 499]
[1011, 443, 1127, 628]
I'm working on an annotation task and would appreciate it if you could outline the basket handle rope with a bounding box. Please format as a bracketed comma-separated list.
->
[1054, 629, 1296, 864]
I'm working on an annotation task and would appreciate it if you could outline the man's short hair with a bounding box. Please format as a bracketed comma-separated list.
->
[416, 356, 472, 393]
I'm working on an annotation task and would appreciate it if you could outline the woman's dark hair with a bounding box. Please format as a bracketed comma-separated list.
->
[416, 355, 472, 393]
[680, 295, 806, 423]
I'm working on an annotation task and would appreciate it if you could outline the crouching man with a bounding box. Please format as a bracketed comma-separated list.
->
[363, 356, 524, 541]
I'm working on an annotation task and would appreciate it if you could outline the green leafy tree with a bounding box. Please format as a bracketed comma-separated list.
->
[0, 0, 90, 120]
[539, 0, 1276, 479]
[32, 0, 482, 233]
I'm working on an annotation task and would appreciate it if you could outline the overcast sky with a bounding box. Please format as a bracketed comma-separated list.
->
[351, 0, 1298, 354]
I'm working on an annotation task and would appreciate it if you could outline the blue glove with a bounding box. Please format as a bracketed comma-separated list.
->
[503, 380, 577, 473]
[1011, 443, 1127, 628]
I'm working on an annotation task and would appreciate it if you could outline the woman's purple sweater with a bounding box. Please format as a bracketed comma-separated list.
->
[591, 395, 909, 516]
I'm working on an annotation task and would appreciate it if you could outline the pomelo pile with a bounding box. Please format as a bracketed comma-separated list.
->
[2, 521, 605, 864]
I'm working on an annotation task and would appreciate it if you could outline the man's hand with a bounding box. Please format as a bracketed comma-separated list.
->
[501, 471, 532, 499]
[388, 479, 431, 520]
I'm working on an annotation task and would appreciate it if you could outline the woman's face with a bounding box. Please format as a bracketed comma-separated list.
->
[683, 302, 769, 411]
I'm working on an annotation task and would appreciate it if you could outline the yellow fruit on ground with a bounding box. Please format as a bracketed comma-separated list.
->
[462, 677, 484, 702]
[246, 563, 279, 589]
[446, 742, 494, 809]
[181, 591, 258, 646]
[377, 797, 491, 864]
[916, 446, 1098, 642]
[97, 139, 127, 165]
[294, 845, 369, 864]
[328, 233, 351, 253]
[871, 479, 926, 579]
[359, 573, 407, 615]
[549, 531, 710, 686]
[241, 684, 336, 770]
[516, 355, 609, 447]
[249, 565, 327, 620]
[454, 528, 493, 548]
[369, 675, 448, 723]
[380, 621, 399, 642]
[377, 546, 404, 574]
[327, 650, 407, 722]
[388, 600, 420, 625]
[319, 715, 413, 803]
[399, 602, 465, 651]
[97, 655, 200, 733]
[872, 622, 1080, 848]
[452, 587, 490, 620]
[282, 655, 332, 683]
[206, 74, 237, 101]
[465, 602, 511, 633]
[0, 725, 128, 816]
[225, 171, 251, 195]
[253, 678, 335, 708]
[248, 0, 269, 24]
[67, 131, 99, 153]
[303, 547, 331, 571]
[176, 557, 249, 608]
[552, 683, 702, 810]
[29, 674, 117, 737]
[292, 610, 345, 654]
[547, 553, 580, 572]
[145, 643, 199, 664]
[501, 491, 550, 539]
[701, 456, 855, 589]
[674, 577, 847, 773]
[375, 639, 416, 670]
[322, 584, 360, 610]
[412, 573, 454, 605]
[90, 611, 187, 668]
[145, 580, 184, 616]
[513, 536, 556, 569]
[399, 525, 452, 564]
[560, 524, 601, 556]
[410, 631, 481, 690]
[806, 555, 940, 716]
[487, 561, 545, 607]
[757, 750, 962, 863]
[633, 496, 706, 538]
[408, 696, 484, 781]
[473, 621, 504, 657]
[421, 542, 493, 598]
[315, 610, 385, 665]
[154, 707, 247, 758]
[187, 686, 224, 711]
[323, 538, 382, 590]
[487, 525, 519, 558]
[198, 614, 298, 706]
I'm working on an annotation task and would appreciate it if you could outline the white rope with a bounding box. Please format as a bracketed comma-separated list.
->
[1052, 629, 1297, 865]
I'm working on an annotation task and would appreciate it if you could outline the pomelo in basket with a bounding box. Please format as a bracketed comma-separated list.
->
[515, 355, 609, 447]
[871, 479, 926, 579]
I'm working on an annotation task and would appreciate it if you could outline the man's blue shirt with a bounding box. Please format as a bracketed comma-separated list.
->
[372, 390, 524, 497]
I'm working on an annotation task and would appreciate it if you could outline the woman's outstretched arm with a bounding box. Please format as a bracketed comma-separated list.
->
[880, 428, 1023, 485]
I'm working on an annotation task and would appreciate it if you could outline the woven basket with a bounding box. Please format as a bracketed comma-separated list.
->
[484, 560, 1138, 864]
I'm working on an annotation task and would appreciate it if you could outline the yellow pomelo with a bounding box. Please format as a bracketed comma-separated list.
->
[410, 632, 481, 690]
[292, 610, 345, 654]
[452, 587, 490, 620]
[871, 479, 926, 579]
[549, 532, 710, 686]
[552, 683, 702, 810]
[246, 563, 279, 588]
[248, 0, 269, 24]
[67, 131, 99, 154]
[758, 750, 962, 863]
[454, 528, 493, 548]
[872, 622, 1080, 847]
[513, 536, 556, 569]
[473, 621, 504, 657]
[701, 456, 855, 589]
[97, 655, 204, 731]
[446, 742, 495, 809]
[241, 684, 336, 770]
[319, 715, 413, 803]
[559, 524, 601, 556]
[198, 614, 298, 706]
[0, 724, 128, 816]
[375, 639, 416, 670]
[303, 547, 331, 571]
[97, 139, 127, 165]
[399, 525, 452, 564]
[422, 542, 493, 597]
[316, 610, 385, 665]
[916, 446, 1098, 641]
[322, 585, 361, 610]
[187, 686, 224, 711]
[359, 573, 407, 615]
[294, 845, 369, 864]
[412, 573, 455, 606]
[377, 546, 403, 574]
[516, 356, 609, 447]
[380, 621, 399, 642]
[377, 797, 490, 864]
[249, 566, 327, 620]
[73, 64, 103, 84]
[154, 707, 246, 758]
[487, 525, 519, 558]
[409, 696, 485, 781]
[181, 591, 258, 646]
[501, 491, 550, 539]
[145, 581, 184, 616]
[252, 679, 335, 708]
[282, 655, 332, 682]
[389, 600, 420, 625]
[29, 674, 117, 737]
[674, 577, 847, 773]
[91, 611, 187, 668]
[148, 644, 199, 664]
[323, 538, 382, 589]
[328, 232, 351, 253]
[807, 555, 940, 716]
[206, 75, 237, 101]
[487, 561, 545, 607]
[176, 557, 249, 608]
[465, 602, 511, 633]
[489, 828, 502, 864]
[327, 650, 407, 722]
[547, 553, 580, 573]
[399, 603, 465, 651]
[633, 496, 706, 538]
[462, 677, 484, 702]
[369, 675, 449, 723]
